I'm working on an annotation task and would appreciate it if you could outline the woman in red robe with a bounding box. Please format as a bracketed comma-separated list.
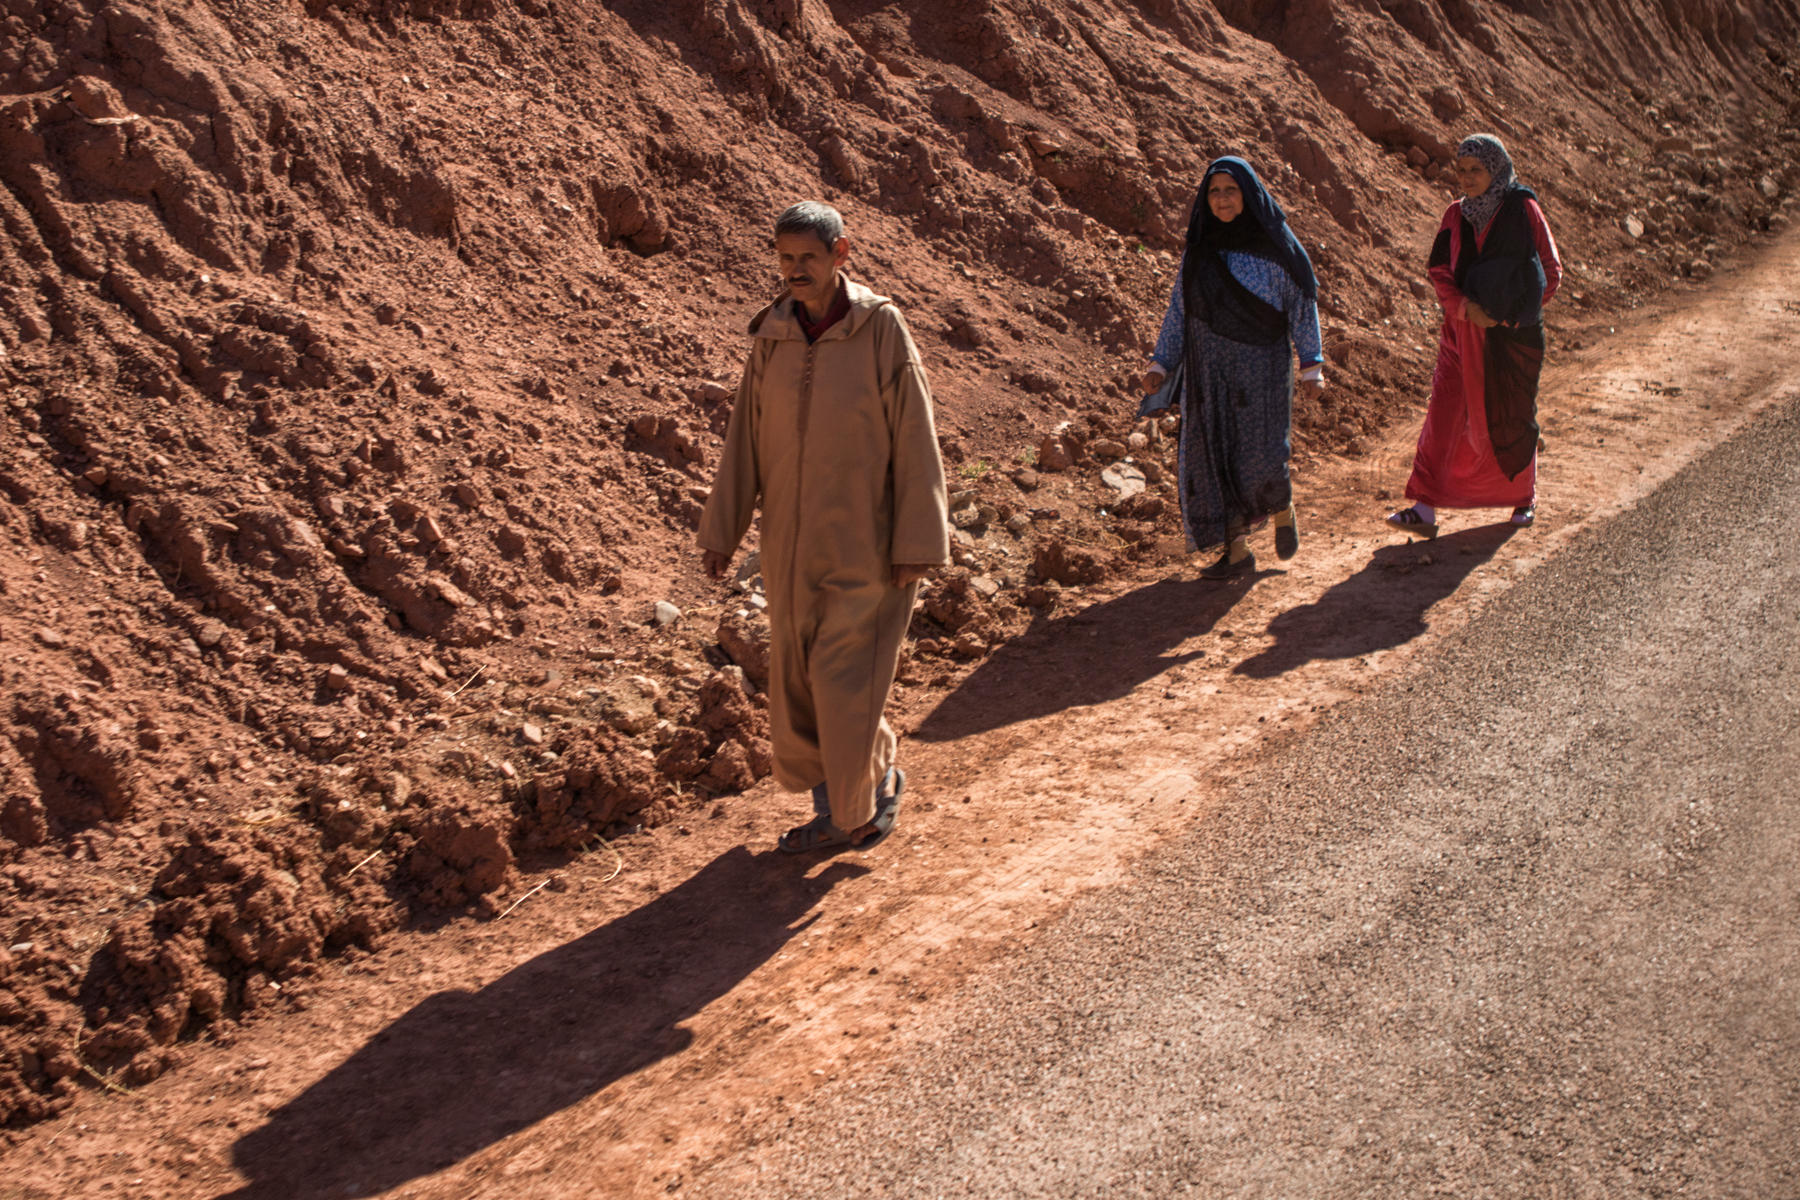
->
[1387, 134, 1563, 538]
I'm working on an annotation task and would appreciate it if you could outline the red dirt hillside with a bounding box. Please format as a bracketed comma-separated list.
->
[1, 0, 1796, 1130]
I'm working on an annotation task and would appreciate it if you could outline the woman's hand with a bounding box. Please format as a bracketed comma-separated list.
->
[1141, 366, 1167, 395]
[1463, 300, 1498, 329]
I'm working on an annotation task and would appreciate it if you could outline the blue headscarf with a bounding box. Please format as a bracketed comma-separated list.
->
[1187, 156, 1318, 299]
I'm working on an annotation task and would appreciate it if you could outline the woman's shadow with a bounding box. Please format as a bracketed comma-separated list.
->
[913, 570, 1260, 742]
[221, 847, 864, 1200]
[1234, 524, 1516, 678]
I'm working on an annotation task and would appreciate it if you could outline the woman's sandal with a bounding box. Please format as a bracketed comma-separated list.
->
[777, 769, 905, 854]
[1274, 513, 1299, 560]
[1510, 505, 1535, 527]
[1385, 507, 1439, 540]
[1200, 549, 1256, 580]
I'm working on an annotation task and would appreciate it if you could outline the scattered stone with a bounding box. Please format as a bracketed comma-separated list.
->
[1654, 134, 1694, 154]
[1128, 431, 1149, 452]
[195, 620, 229, 649]
[420, 656, 450, 681]
[1012, 468, 1040, 492]
[453, 482, 481, 507]
[1688, 259, 1713, 280]
[1623, 215, 1645, 239]
[1758, 175, 1780, 200]
[950, 506, 983, 530]
[34, 628, 65, 649]
[419, 516, 445, 544]
[971, 575, 1001, 599]
[731, 551, 764, 593]
[428, 576, 472, 607]
[1005, 514, 1031, 536]
[520, 723, 544, 746]
[1034, 539, 1112, 586]
[653, 600, 682, 627]
[324, 664, 353, 691]
[1409, 279, 1433, 300]
[716, 611, 771, 686]
[84, 465, 109, 485]
[1088, 438, 1127, 462]
[1100, 462, 1147, 501]
[1036, 435, 1073, 473]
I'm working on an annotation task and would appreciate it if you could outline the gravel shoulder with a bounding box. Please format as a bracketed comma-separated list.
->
[695, 382, 1800, 1198]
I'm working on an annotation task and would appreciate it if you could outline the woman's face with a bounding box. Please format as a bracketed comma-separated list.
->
[1206, 174, 1245, 222]
[1454, 155, 1494, 198]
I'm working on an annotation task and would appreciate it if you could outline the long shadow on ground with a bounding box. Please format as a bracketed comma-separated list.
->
[914, 570, 1260, 742]
[1234, 524, 1516, 679]
[222, 847, 864, 1200]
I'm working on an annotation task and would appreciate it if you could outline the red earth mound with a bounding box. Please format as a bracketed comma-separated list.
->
[1, 0, 1796, 1131]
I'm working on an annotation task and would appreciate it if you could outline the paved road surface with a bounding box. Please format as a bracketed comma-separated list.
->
[696, 394, 1800, 1196]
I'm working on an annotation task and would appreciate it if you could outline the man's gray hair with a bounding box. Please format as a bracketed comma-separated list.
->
[774, 201, 844, 247]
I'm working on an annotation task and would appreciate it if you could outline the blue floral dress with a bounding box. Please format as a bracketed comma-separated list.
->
[1151, 252, 1322, 552]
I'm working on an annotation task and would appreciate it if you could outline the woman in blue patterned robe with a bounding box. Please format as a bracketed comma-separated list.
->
[1143, 157, 1325, 579]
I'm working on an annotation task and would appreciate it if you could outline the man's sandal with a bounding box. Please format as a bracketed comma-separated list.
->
[777, 769, 906, 854]
[856, 768, 905, 852]
[1385, 507, 1438, 539]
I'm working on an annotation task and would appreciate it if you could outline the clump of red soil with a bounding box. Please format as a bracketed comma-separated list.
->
[1, 0, 1797, 1131]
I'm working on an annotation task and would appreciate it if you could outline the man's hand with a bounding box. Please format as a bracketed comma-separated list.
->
[702, 549, 731, 580]
[1464, 300, 1498, 329]
[892, 563, 934, 588]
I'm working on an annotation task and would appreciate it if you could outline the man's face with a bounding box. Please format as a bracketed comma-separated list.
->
[775, 231, 849, 312]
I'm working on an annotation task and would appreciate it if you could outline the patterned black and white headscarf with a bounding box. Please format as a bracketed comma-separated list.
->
[1456, 134, 1516, 232]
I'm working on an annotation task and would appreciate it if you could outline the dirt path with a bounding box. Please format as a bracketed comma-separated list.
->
[3, 231, 1797, 1200]
[694, 340, 1800, 1200]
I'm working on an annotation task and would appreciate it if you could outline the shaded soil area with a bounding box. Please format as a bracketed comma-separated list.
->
[2, 0, 1798, 1136]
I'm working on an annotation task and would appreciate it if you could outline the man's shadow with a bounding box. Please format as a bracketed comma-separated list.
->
[221, 847, 864, 1200]
[1234, 525, 1517, 679]
[913, 571, 1260, 742]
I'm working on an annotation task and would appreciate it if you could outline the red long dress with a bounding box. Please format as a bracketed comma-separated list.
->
[1405, 197, 1562, 510]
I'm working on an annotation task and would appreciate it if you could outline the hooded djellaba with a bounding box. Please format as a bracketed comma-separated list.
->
[1385, 133, 1564, 540]
[1142, 155, 1325, 580]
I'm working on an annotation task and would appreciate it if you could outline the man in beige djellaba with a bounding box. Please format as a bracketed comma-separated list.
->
[699, 201, 949, 853]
